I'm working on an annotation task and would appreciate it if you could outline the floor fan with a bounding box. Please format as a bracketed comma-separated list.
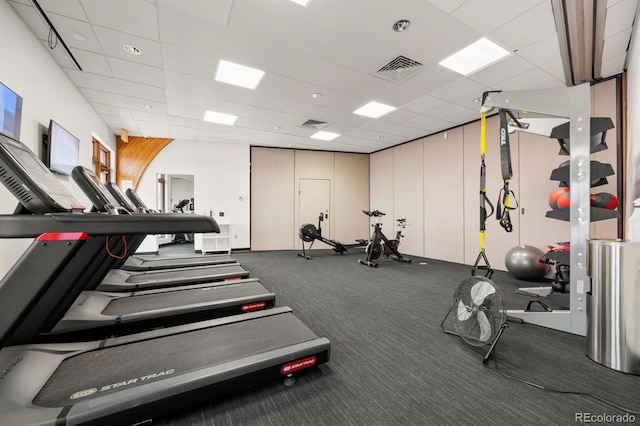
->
[441, 276, 508, 364]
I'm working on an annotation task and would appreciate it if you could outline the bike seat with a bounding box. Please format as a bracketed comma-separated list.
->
[397, 218, 406, 223]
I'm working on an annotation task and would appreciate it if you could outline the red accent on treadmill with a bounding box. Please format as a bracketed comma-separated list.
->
[241, 301, 267, 312]
[224, 277, 243, 282]
[35, 232, 89, 241]
[280, 356, 317, 375]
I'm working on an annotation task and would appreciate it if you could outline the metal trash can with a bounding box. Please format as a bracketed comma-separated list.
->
[587, 239, 640, 374]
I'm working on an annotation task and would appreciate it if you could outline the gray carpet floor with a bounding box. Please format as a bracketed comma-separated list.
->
[154, 246, 639, 426]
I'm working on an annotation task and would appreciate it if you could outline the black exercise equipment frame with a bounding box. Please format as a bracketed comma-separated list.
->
[358, 210, 411, 268]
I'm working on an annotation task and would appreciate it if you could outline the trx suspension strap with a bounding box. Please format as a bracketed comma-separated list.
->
[496, 109, 520, 233]
[472, 111, 494, 278]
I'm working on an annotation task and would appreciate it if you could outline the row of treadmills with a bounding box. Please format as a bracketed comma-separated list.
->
[0, 133, 330, 426]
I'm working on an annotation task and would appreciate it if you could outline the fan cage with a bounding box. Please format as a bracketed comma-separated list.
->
[441, 276, 506, 347]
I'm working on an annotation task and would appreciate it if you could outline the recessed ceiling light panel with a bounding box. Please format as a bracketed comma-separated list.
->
[439, 38, 510, 75]
[288, 0, 311, 6]
[215, 60, 265, 89]
[353, 101, 397, 118]
[203, 110, 237, 125]
[310, 131, 340, 141]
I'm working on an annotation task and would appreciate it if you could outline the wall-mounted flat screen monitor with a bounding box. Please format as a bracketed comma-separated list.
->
[0, 81, 23, 140]
[48, 119, 79, 176]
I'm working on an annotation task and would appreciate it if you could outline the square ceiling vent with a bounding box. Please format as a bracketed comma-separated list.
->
[375, 55, 423, 82]
[300, 119, 329, 129]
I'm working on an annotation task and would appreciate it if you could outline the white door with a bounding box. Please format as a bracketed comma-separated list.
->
[299, 179, 331, 245]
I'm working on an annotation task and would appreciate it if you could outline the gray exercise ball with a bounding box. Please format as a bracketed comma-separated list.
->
[504, 245, 549, 281]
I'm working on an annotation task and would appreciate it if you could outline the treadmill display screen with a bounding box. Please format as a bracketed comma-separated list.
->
[72, 166, 122, 211]
[0, 134, 83, 213]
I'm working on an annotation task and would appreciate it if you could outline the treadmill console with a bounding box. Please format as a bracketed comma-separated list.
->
[71, 166, 126, 213]
[105, 181, 136, 212]
[0, 133, 85, 213]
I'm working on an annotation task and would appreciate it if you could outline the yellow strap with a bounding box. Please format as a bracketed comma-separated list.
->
[480, 111, 486, 157]
[479, 230, 485, 252]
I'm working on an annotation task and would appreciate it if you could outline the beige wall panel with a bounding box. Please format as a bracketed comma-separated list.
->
[335, 153, 370, 244]
[590, 79, 620, 239]
[393, 140, 425, 257]
[250, 147, 295, 250]
[463, 115, 521, 271]
[370, 149, 395, 222]
[518, 131, 570, 249]
[423, 129, 465, 263]
[294, 150, 335, 244]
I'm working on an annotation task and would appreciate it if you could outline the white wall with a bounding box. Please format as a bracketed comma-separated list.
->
[0, 0, 114, 278]
[136, 139, 251, 249]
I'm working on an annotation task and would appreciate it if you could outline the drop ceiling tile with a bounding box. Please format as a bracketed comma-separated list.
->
[538, 57, 566, 82]
[46, 14, 102, 53]
[159, 0, 233, 27]
[424, 102, 475, 121]
[376, 65, 460, 107]
[80, 87, 127, 107]
[118, 81, 166, 103]
[64, 69, 121, 92]
[131, 110, 169, 125]
[489, 1, 556, 51]
[286, 12, 357, 61]
[494, 67, 562, 92]
[42, 41, 82, 71]
[137, 122, 170, 137]
[126, 98, 168, 115]
[80, 0, 159, 40]
[12, 3, 55, 41]
[515, 33, 561, 65]
[604, 0, 638, 38]
[332, 31, 401, 75]
[404, 95, 449, 116]
[164, 70, 213, 97]
[39, 0, 87, 21]
[167, 104, 204, 121]
[93, 26, 163, 67]
[91, 104, 133, 119]
[467, 54, 535, 86]
[312, 63, 397, 98]
[227, 0, 303, 45]
[423, 0, 467, 14]
[168, 116, 202, 128]
[429, 78, 488, 102]
[601, 53, 627, 79]
[266, 47, 330, 82]
[102, 115, 139, 128]
[402, 115, 455, 132]
[169, 125, 200, 140]
[108, 57, 165, 87]
[452, 0, 544, 34]
[382, 109, 420, 124]
[161, 44, 217, 80]
[602, 28, 633, 61]
[68, 48, 113, 75]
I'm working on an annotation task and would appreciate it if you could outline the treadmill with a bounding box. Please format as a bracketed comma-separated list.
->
[35, 166, 276, 340]
[0, 133, 330, 425]
[104, 180, 236, 271]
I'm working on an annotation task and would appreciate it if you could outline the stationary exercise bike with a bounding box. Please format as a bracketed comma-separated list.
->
[358, 210, 411, 267]
[298, 212, 367, 260]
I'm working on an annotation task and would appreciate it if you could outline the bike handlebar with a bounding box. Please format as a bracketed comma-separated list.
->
[363, 210, 385, 217]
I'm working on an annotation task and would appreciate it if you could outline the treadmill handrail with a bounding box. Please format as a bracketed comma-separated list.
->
[0, 213, 219, 238]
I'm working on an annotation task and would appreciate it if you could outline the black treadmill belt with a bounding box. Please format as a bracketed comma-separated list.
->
[132, 255, 234, 268]
[34, 313, 316, 407]
[102, 282, 270, 315]
[124, 264, 247, 284]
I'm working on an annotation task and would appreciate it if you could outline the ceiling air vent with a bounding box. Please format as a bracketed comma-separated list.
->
[376, 55, 423, 82]
[300, 119, 328, 129]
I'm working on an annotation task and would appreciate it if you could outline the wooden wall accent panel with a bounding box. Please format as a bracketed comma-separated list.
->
[116, 136, 173, 189]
